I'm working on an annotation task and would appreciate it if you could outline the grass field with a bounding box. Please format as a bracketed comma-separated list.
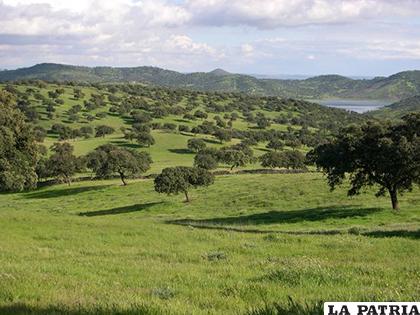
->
[1, 173, 419, 314]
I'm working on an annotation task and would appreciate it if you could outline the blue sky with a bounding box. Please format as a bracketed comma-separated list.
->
[1, 0, 420, 76]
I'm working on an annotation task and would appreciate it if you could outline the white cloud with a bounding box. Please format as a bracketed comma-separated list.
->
[0, 0, 419, 73]
[184, 0, 420, 28]
[241, 43, 254, 57]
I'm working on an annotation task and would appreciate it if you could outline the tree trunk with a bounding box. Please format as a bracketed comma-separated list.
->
[230, 164, 235, 170]
[119, 172, 127, 186]
[184, 190, 190, 202]
[389, 188, 399, 210]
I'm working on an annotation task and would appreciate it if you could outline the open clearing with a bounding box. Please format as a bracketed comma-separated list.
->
[1, 173, 419, 314]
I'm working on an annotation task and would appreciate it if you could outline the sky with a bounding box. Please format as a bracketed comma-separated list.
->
[0, 0, 420, 76]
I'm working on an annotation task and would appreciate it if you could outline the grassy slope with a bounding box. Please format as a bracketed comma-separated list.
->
[2, 83, 323, 172]
[0, 173, 419, 314]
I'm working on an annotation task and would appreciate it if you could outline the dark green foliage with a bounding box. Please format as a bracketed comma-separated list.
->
[260, 151, 306, 170]
[282, 150, 307, 170]
[260, 152, 285, 169]
[0, 91, 39, 192]
[219, 144, 254, 170]
[95, 125, 115, 138]
[79, 126, 94, 138]
[194, 110, 208, 119]
[194, 152, 218, 170]
[51, 123, 75, 140]
[256, 116, 271, 129]
[162, 123, 176, 131]
[178, 125, 190, 133]
[87, 144, 152, 185]
[309, 114, 420, 210]
[136, 132, 155, 147]
[154, 166, 214, 202]
[33, 126, 47, 142]
[187, 138, 206, 153]
[132, 112, 152, 124]
[266, 139, 284, 151]
[214, 129, 232, 143]
[47, 142, 81, 185]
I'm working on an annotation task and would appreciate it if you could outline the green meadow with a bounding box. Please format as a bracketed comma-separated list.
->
[1, 82, 419, 314]
[1, 173, 419, 314]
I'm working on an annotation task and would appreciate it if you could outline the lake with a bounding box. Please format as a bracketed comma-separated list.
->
[314, 99, 392, 113]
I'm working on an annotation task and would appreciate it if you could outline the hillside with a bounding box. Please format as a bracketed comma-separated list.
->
[0, 81, 365, 173]
[369, 95, 420, 119]
[1, 63, 420, 100]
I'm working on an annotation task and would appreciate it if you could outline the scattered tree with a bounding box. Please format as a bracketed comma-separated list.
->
[136, 132, 155, 147]
[187, 138, 206, 152]
[87, 144, 152, 185]
[47, 142, 81, 185]
[214, 129, 232, 144]
[154, 166, 214, 202]
[308, 115, 420, 210]
[95, 125, 115, 138]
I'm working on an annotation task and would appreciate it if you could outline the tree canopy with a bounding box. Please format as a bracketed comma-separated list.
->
[154, 166, 214, 202]
[308, 114, 420, 210]
[47, 142, 81, 185]
[87, 144, 152, 185]
[0, 91, 39, 192]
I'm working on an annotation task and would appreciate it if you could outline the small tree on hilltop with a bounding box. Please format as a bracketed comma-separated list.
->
[308, 114, 420, 210]
[87, 144, 152, 186]
[154, 166, 214, 202]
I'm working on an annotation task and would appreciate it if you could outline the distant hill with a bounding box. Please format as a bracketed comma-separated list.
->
[369, 95, 420, 119]
[1, 63, 420, 100]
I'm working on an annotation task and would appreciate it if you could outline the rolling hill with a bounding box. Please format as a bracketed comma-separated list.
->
[1, 63, 420, 100]
[369, 95, 420, 119]
[0, 81, 366, 172]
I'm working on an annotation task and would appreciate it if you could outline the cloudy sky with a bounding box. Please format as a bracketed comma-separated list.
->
[1, 0, 420, 76]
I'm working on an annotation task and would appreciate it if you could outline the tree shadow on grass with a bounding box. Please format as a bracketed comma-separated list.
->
[111, 140, 141, 149]
[23, 185, 110, 199]
[168, 148, 193, 155]
[79, 202, 163, 217]
[362, 229, 420, 240]
[202, 138, 221, 145]
[169, 206, 381, 226]
[175, 118, 191, 123]
[0, 303, 163, 315]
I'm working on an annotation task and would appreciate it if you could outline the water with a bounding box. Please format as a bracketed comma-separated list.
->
[314, 99, 392, 114]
